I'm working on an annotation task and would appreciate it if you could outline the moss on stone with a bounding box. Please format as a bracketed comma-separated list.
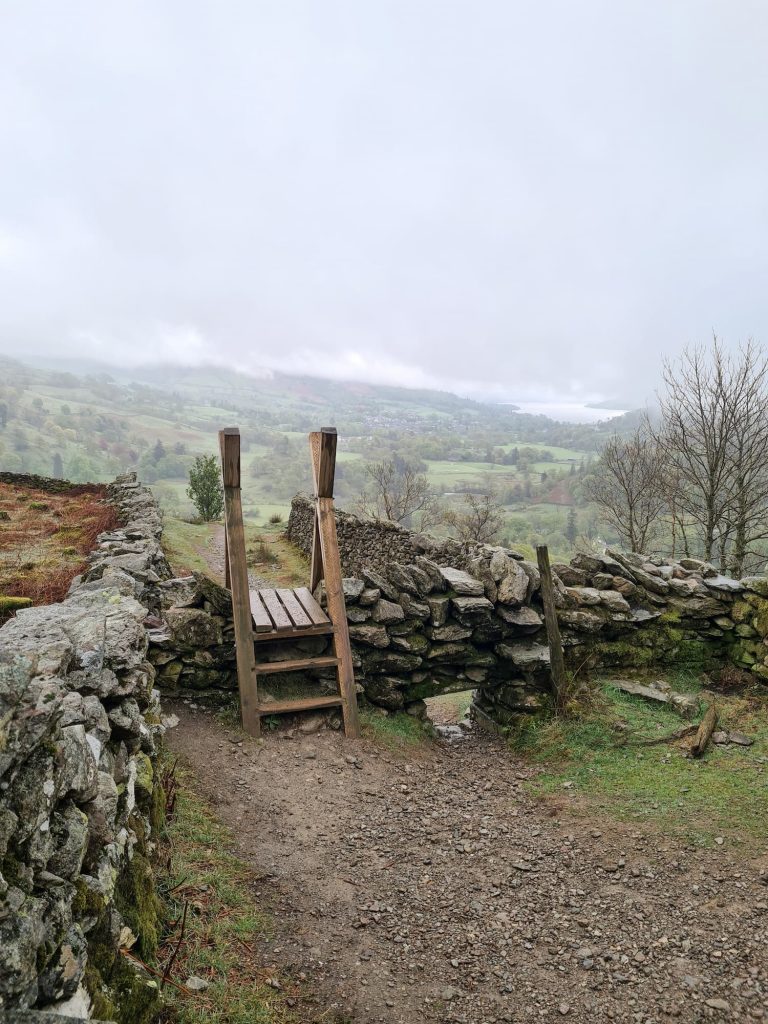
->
[114, 850, 160, 958]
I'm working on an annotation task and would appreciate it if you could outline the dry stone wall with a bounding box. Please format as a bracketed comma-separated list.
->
[286, 494, 473, 577]
[0, 475, 172, 1024]
[151, 497, 767, 726]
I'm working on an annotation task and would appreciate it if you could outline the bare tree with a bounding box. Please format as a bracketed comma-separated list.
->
[719, 340, 768, 576]
[444, 489, 506, 543]
[357, 459, 441, 529]
[583, 425, 666, 553]
[652, 340, 734, 563]
[653, 338, 768, 574]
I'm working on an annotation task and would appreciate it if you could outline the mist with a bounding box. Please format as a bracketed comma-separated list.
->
[2, 1, 767, 405]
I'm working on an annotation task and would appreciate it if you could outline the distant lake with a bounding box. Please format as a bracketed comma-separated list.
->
[510, 401, 629, 424]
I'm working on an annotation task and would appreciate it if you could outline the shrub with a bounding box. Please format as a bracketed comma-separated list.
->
[186, 455, 224, 522]
[268, 512, 283, 524]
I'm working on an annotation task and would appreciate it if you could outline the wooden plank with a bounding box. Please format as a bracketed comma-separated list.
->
[293, 586, 330, 626]
[253, 623, 335, 641]
[249, 591, 273, 633]
[536, 544, 568, 711]
[259, 588, 293, 632]
[219, 427, 260, 737]
[255, 656, 339, 674]
[317, 495, 360, 738]
[310, 510, 323, 593]
[276, 588, 312, 628]
[317, 427, 337, 498]
[256, 695, 343, 714]
[308, 431, 325, 592]
[218, 430, 235, 589]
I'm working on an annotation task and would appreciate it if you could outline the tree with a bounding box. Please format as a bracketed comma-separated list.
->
[187, 455, 224, 521]
[583, 425, 665, 553]
[653, 338, 768, 574]
[652, 340, 734, 563]
[445, 489, 505, 543]
[357, 459, 441, 529]
[565, 507, 578, 545]
[152, 438, 167, 463]
[52, 453, 64, 480]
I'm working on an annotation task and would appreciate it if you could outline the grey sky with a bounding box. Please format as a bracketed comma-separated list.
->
[1, 1, 767, 405]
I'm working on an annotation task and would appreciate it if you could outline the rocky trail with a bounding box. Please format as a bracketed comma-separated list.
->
[165, 702, 768, 1024]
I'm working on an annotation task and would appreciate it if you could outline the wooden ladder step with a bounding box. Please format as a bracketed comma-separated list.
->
[254, 656, 340, 675]
[256, 695, 343, 714]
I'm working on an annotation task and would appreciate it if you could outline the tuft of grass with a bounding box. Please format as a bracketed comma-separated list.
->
[158, 765, 303, 1024]
[360, 706, 433, 751]
[512, 678, 768, 847]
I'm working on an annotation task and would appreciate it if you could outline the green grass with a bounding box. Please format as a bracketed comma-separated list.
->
[162, 518, 221, 577]
[360, 706, 433, 750]
[512, 678, 768, 847]
[159, 767, 302, 1024]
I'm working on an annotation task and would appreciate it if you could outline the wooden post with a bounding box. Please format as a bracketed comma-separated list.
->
[536, 544, 568, 711]
[218, 430, 231, 589]
[311, 428, 360, 738]
[219, 427, 260, 736]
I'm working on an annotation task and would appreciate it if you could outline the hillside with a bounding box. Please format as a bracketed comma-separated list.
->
[0, 356, 639, 559]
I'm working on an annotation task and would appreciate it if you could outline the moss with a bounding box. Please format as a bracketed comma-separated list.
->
[72, 876, 107, 920]
[84, 955, 160, 1024]
[751, 597, 768, 637]
[114, 850, 160, 958]
[133, 752, 154, 807]
[0, 595, 33, 613]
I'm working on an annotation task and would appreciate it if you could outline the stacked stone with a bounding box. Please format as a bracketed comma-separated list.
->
[286, 494, 481, 578]
[727, 577, 768, 678]
[0, 475, 167, 1023]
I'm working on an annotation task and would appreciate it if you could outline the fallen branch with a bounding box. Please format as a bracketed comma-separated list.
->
[628, 724, 699, 747]
[122, 949, 191, 995]
[690, 703, 718, 758]
[162, 899, 188, 988]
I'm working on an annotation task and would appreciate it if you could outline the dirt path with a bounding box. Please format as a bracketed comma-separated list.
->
[164, 702, 768, 1024]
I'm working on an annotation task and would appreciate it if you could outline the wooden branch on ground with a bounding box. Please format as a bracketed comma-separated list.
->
[690, 703, 718, 758]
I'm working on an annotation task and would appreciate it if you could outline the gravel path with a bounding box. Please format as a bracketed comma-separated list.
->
[207, 525, 271, 589]
[165, 701, 768, 1023]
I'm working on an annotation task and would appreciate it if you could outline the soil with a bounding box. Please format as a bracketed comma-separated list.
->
[164, 701, 768, 1024]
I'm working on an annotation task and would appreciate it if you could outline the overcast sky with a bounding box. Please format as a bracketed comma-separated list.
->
[1, 1, 767, 405]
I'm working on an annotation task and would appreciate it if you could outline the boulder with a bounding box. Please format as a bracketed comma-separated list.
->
[496, 562, 529, 606]
[347, 624, 390, 649]
[342, 578, 365, 602]
[438, 567, 485, 596]
[371, 600, 405, 625]
[164, 607, 223, 649]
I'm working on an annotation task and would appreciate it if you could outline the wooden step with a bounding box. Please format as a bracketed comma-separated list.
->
[253, 623, 335, 642]
[256, 695, 343, 714]
[254, 656, 340, 675]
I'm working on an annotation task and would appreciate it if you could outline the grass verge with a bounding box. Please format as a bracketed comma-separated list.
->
[511, 676, 768, 847]
[359, 706, 433, 751]
[158, 764, 301, 1024]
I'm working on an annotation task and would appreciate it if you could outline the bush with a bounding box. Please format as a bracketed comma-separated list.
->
[186, 455, 224, 522]
[268, 512, 283, 524]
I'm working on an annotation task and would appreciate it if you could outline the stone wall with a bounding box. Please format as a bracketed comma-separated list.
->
[0, 475, 172, 1023]
[148, 518, 764, 726]
[285, 494, 475, 577]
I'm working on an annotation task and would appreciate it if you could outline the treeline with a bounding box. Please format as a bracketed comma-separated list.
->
[586, 339, 768, 577]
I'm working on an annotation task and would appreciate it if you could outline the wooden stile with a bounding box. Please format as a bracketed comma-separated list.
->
[219, 424, 360, 738]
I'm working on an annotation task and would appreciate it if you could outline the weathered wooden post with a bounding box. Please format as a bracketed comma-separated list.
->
[309, 428, 361, 738]
[219, 427, 261, 735]
[536, 543, 568, 711]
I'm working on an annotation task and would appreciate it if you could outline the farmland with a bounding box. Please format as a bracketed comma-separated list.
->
[0, 356, 631, 560]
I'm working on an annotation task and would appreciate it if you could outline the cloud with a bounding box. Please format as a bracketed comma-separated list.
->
[1, 0, 767, 404]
